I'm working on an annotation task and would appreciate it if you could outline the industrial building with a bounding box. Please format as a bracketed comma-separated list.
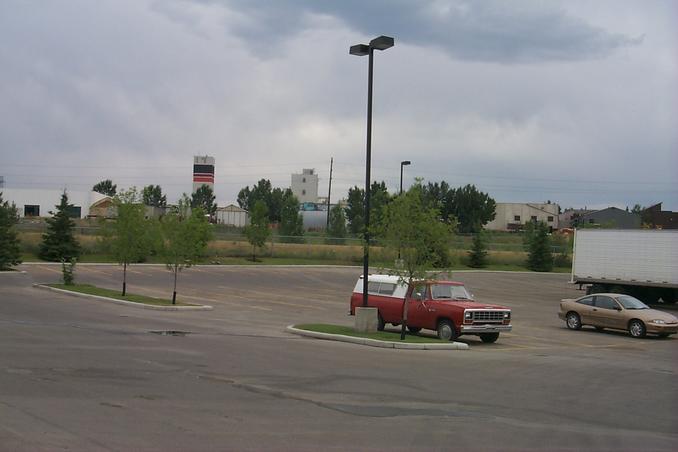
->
[575, 207, 640, 229]
[0, 188, 107, 219]
[642, 203, 678, 229]
[291, 169, 318, 203]
[485, 202, 560, 231]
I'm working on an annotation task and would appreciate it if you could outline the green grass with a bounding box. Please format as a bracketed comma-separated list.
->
[295, 323, 446, 343]
[48, 284, 194, 306]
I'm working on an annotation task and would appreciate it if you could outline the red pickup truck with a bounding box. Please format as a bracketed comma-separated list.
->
[349, 274, 512, 343]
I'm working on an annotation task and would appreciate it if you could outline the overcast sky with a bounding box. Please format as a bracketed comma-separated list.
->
[1, 0, 676, 210]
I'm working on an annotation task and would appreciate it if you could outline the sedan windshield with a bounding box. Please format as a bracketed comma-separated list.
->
[431, 284, 472, 300]
[617, 295, 649, 310]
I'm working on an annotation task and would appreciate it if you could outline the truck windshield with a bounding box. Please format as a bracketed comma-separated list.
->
[616, 295, 648, 310]
[431, 284, 471, 300]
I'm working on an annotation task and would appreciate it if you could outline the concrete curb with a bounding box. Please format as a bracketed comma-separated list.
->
[33, 284, 213, 311]
[285, 325, 469, 350]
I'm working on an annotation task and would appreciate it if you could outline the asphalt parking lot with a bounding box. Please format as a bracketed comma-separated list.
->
[1, 264, 677, 451]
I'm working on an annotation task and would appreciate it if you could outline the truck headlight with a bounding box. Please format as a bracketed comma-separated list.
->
[464, 311, 472, 320]
[504, 312, 511, 319]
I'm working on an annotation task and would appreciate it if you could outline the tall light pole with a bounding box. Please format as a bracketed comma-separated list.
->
[350, 35, 394, 307]
[399, 160, 411, 195]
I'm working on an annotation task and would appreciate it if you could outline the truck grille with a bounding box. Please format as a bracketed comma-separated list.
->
[470, 311, 505, 322]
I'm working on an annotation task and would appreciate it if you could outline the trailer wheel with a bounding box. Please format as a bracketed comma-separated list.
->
[609, 285, 628, 295]
[588, 284, 606, 294]
[659, 289, 677, 304]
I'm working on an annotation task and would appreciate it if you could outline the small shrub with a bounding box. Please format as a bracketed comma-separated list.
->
[468, 231, 488, 268]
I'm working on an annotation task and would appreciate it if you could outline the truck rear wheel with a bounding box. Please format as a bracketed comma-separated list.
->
[377, 313, 385, 331]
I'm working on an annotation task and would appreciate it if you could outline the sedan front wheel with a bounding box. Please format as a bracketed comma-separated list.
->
[628, 319, 646, 338]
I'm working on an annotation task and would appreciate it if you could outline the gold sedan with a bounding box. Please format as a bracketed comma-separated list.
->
[558, 293, 678, 338]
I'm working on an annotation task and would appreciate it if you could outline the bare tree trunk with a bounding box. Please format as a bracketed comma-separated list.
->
[122, 262, 127, 296]
[400, 298, 408, 340]
[172, 264, 178, 304]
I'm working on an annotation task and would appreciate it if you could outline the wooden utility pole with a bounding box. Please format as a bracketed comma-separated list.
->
[326, 157, 333, 230]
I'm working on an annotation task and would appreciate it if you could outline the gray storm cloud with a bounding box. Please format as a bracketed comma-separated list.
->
[0, 0, 675, 210]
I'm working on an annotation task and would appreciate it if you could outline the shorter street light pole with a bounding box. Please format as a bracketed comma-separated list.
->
[350, 35, 394, 308]
[397, 160, 410, 261]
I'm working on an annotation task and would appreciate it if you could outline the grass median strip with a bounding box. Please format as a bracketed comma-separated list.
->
[48, 284, 195, 306]
[295, 324, 444, 343]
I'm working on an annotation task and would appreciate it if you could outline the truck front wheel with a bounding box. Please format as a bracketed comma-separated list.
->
[436, 320, 458, 341]
[479, 333, 499, 343]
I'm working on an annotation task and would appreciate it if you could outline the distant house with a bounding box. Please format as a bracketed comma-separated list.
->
[485, 202, 560, 231]
[642, 203, 678, 229]
[575, 207, 640, 229]
[216, 204, 249, 227]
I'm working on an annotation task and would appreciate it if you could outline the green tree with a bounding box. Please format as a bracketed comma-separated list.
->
[244, 200, 271, 262]
[526, 221, 553, 272]
[345, 186, 365, 235]
[142, 185, 167, 207]
[447, 184, 496, 233]
[279, 194, 304, 243]
[468, 230, 489, 268]
[39, 192, 81, 262]
[552, 232, 572, 268]
[100, 188, 155, 296]
[161, 200, 212, 304]
[92, 179, 117, 196]
[0, 193, 22, 270]
[191, 185, 217, 218]
[237, 180, 293, 223]
[345, 182, 392, 236]
[376, 181, 456, 339]
[422, 181, 452, 216]
[326, 204, 347, 244]
[237, 179, 272, 213]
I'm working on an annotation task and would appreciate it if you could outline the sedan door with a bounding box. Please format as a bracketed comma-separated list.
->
[574, 296, 596, 325]
[590, 296, 624, 329]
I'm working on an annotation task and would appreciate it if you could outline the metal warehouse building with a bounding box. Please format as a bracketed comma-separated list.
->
[0, 188, 107, 219]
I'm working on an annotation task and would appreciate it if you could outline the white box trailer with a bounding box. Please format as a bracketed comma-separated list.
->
[571, 229, 678, 303]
